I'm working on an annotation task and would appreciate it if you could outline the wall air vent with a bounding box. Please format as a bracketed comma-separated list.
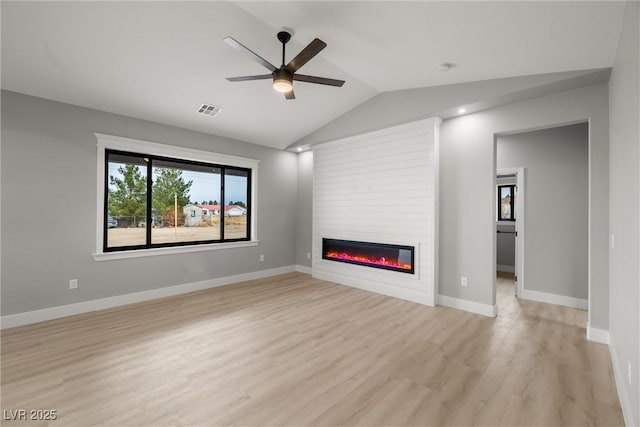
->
[197, 103, 222, 117]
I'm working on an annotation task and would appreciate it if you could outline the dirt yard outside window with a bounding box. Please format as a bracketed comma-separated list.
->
[107, 216, 247, 247]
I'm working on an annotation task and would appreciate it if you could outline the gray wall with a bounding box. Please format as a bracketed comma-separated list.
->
[498, 124, 588, 299]
[439, 83, 609, 328]
[496, 176, 516, 270]
[608, 1, 639, 424]
[296, 69, 610, 147]
[1, 90, 298, 315]
[296, 151, 313, 267]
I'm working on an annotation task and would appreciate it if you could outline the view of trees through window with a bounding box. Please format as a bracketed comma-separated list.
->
[105, 150, 250, 250]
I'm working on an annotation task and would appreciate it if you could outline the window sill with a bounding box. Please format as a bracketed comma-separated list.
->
[93, 240, 259, 261]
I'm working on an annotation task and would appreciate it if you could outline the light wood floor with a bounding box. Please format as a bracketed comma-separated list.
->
[1, 272, 623, 426]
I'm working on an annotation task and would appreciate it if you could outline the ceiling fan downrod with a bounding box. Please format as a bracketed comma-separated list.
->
[277, 31, 291, 67]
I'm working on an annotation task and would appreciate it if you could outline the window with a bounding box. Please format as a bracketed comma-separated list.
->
[498, 185, 516, 221]
[98, 135, 255, 255]
[224, 169, 250, 240]
[105, 150, 251, 251]
[105, 153, 148, 248]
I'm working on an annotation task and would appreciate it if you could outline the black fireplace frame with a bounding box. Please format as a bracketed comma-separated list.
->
[322, 238, 415, 274]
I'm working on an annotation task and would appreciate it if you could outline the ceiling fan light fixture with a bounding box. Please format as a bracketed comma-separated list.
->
[273, 78, 293, 93]
[273, 68, 293, 93]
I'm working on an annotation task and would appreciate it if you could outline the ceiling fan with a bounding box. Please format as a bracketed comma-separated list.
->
[224, 30, 345, 100]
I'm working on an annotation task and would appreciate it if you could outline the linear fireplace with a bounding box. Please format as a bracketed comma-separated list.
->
[322, 238, 415, 274]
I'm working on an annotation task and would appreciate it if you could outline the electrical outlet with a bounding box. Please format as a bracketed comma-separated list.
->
[461, 276, 468, 287]
[69, 279, 78, 290]
[628, 360, 632, 385]
[306, 252, 311, 259]
[259, 254, 264, 262]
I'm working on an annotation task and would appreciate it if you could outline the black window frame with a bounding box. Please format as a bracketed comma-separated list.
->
[104, 148, 252, 252]
[498, 184, 516, 222]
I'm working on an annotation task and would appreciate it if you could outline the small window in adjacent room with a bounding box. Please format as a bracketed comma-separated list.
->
[498, 185, 516, 221]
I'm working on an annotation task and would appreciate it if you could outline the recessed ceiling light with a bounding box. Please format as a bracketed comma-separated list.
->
[197, 103, 222, 117]
[296, 147, 303, 152]
[458, 108, 466, 114]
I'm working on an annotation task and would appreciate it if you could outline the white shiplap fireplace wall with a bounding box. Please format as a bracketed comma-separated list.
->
[312, 117, 441, 306]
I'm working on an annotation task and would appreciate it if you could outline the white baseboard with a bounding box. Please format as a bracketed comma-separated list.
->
[295, 264, 312, 274]
[496, 264, 515, 273]
[436, 294, 497, 317]
[312, 269, 434, 306]
[609, 339, 635, 427]
[521, 288, 588, 310]
[586, 324, 610, 344]
[1, 265, 297, 329]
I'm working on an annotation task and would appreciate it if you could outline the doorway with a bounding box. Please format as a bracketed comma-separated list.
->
[496, 168, 525, 300]
[494, 123, 589, 313]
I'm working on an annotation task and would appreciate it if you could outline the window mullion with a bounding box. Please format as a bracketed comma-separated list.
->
[103, 151, 111, 252]
[146, 157, 153, 247]
[220, 167, 225, 242]
[246, 170, 252, 241]
[511, 185, 516, 221]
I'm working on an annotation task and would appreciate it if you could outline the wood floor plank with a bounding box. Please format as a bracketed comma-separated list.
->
[1, 272, 624, 426]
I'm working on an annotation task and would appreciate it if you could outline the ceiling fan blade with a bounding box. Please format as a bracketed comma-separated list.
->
[286, 38, 327, 73]
[226, 74, 273, 82]
[224, 37, 277, 72]
[284, 90, 296, 100]
[293, 74, 345, 87]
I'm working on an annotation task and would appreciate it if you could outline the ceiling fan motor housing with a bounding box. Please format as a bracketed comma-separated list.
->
[273, 68, 293, 83]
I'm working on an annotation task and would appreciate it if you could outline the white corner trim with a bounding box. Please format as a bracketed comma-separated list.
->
[436, 294, 497, 317]
[295, 265, 312, 274]
[496, 264, 515, 273]
[586, 324, 610, 344]
[0, 265, 296, 330]
[609, 339, 635, 427]
[521, 289, 588, 310]
[93, 240, 259, 261]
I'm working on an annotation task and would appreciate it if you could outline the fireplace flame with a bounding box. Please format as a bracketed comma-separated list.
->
[325, 251, 412, 270]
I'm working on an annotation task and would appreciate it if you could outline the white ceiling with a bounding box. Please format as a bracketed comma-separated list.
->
[1, 1, 626, 150]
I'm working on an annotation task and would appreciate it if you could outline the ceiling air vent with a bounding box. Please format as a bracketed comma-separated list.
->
[197, 103, 222, 117]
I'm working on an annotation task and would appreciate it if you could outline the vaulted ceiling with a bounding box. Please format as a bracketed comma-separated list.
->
[1, 1, 626, 150]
